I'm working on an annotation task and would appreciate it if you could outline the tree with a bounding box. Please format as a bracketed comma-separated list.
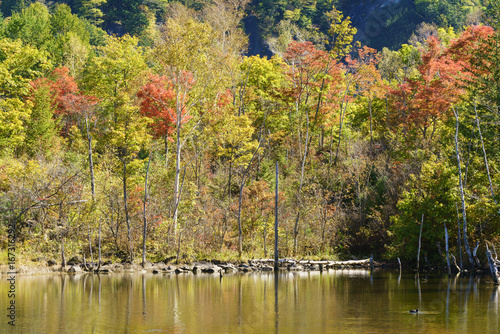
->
[0, 38, 51, 154]
[83, 35, 151, 261]
[353, 46, 387, 142]
[151, 9, 216, 235]
[389, 36, 464, 147]
[25, 80, 58, 155]
[390, 157, 458, 264]
[2, 2, 51, 50]
[137, 73, 176, 163]
[282, 41, 329, 254]
[102, 0, 148, 36]
[79, 0, 107, 26]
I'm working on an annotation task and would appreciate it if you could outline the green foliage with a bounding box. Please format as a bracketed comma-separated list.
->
[0, 98, 31, 154]
[82, 35, 151, 160]
[389, 157, 459, 264]
[214, 114, 259, 167]
[24, 83, 58, 156]
[0, 38, 51, 97]
[1, 2, 51, 50]
[79, 0, 107, 26]
[102, 0, 148, 36]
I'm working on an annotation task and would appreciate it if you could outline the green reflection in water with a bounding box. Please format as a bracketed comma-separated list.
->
[1, 270, 499, 333]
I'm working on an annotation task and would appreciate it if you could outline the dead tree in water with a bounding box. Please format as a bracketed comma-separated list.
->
[486, 244, 499, 284]
[452, 106, 474, 268]
[417, 214, 424, 271]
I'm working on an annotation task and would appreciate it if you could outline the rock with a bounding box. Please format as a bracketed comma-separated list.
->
[113, 264, 125, 271]
[192, 265, 206, 274]
[152, 269, 160, 274]
[47, 259, 57, 266]
[219, 263, 236, 272]
[68, 256, 82, 265]
[238, 264, 252, 272]
[261, 265, 274, 271]
[202, 265, 222, 274]
[289, 264, 304, 271]
[98, 268, 112, 274]
[67, 265, 83, 273]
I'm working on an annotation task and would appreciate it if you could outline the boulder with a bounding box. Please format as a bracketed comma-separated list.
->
[202, 265, 222, 274]
[219, 263, 237, 272]
[67, 265, 83, 273]
[68, 256, 83, 265]
[288, 264, 304, 271]
[261, 265, 274, 271]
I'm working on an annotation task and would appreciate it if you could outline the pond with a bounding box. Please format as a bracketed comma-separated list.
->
[1, 270, 499, 333]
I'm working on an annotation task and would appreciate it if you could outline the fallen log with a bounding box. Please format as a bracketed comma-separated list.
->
[251, 258, 371, 267]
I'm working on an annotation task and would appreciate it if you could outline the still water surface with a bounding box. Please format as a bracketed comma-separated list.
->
[1, 270, 499, 333]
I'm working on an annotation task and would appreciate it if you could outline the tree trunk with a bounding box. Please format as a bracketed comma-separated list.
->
[61, 237, 66, 267]
[237, 141, 263, 257]
[173, 118, 181, 235]
[444, 224, 451, 276]
[369, 97, 373, 143]
[474, 101, 497, 204]
[236, 114, 268, 257]
[456, 203, 463, 269]
[486, 245, 499, 284]
[417, 213, 423, 271]
[142, 151, 152, 267]
[85, 116, 95, 199]
[88, 226, 94, 268]
[333, 79, 353, 165]
[98, 216, 102, 270]
[123, 159, 133, 262]
[228, 161, 233, 197]
[294, 101, 311, 256]
[452, 107, 474, 268]
[274, 161, 279, 270]
[164, 135, 169, 170]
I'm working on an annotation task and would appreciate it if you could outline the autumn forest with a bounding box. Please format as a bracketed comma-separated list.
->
[1, 0, 500, 269]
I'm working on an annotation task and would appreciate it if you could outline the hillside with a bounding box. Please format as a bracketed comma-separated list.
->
[0, 1, 485, 52]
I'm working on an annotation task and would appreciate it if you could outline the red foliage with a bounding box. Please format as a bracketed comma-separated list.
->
[283, 41, 329, 101]
[29, 67, 99, 136]
[137, 74, 176, 140]
[137, 71, 194, 140]
[389, 36, 465, 139]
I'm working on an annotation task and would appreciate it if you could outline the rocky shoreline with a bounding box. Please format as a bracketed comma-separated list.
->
[1, 257, 390, 276]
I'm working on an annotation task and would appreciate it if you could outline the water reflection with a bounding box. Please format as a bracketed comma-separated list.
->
[0, 271, 499, 333]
